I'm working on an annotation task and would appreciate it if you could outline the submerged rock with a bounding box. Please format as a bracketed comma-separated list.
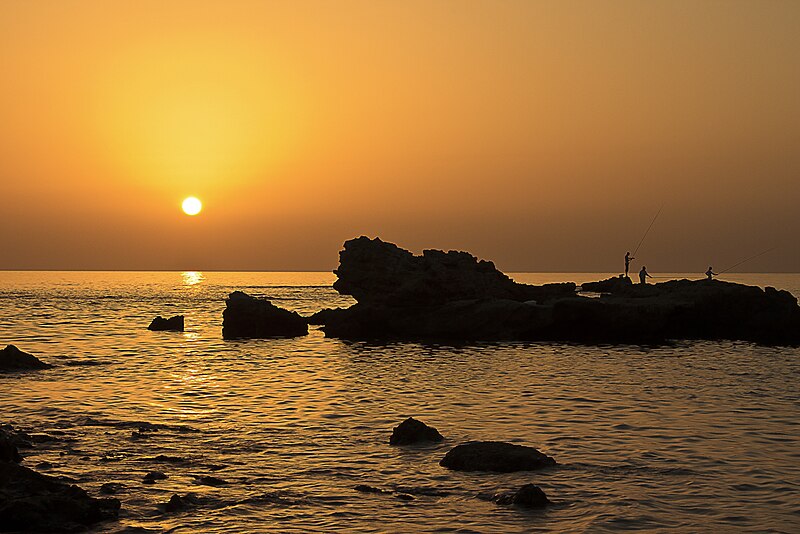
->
[440, 441, 556, 472]
[142, 471, 167, 484]
[193, 475, 227, 487]
[147, 315, 184, 332]
[0, 462, 120, 532]
[222, 291, 308, 339]
[0, 345, 52, 372]
[389, 417, 444, 445]
[162, 493, 199, 513]
[493, 483, 550, 508]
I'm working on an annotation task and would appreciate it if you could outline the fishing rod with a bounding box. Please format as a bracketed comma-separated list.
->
[631, 205, 664, 257]
[717, 246, 778, 275]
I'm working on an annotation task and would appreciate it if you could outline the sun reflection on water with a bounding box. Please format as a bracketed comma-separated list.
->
[181, 271, 205, 286]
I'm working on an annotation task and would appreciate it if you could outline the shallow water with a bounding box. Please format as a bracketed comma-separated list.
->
[1, 271, 799, 533]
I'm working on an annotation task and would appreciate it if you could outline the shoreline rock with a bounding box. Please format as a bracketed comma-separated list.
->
[389, 418, 444, 445]
[0, 345, 52, 372]
[222, 291, 308, 339]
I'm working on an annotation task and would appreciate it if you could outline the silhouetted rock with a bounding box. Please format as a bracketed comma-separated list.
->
[353, 484, 386, 494]
[389, 417, 444, 445]
[162, 493, 199, 513]
[99, 483, 124, 495]
[493, 484, 550, 508]
[142, 471, 167, 484]
[440, 441, 556, 472]
[0, 462, 120, 532]
[0, 428, 22, 464]
[222, 291, 308, 339]
[147, 315, 184, 332]
[0, 345, 51, 372]
[333, 236, 575, 306]
[306, 308, 339, 325]
[581, 275, 632, 293]
[193, 475, 227, 486]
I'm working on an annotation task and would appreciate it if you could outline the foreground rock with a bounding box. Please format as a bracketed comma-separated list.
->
[389, 417, 444, 445]
[222, 291, 308, 339]
[147, 315, 184, 332]
[316, 237, 800, 345]
[0, 345, 51, 372]
[440, 441, 556, 472]
[493, 484, 550, 508]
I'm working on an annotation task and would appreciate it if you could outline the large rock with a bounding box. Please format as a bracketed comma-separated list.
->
[440, 441, 556, 472]
[0, 345, 51, 372]
[389, 417, 444, 445]
[148, 315, 184, 331]
[333, 236, 575, 306]
[0, 462, 120, 532]
[222, 291, 308, 339]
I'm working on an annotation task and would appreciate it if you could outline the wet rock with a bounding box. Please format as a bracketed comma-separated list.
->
[440, 441, 556, 473]
[0, 429, 22, 464]
[162, 493, 199, 513]
[0, 462, 120, 532]
[193, 475, 227, 486]
[395, 493, 414, 501]
[145, 454, 185, 464]
[35, 461, 54, 470]
[389, 417, 444, 445]
[222, 291, 308, 339]
[493, 483, 550, 508]
[0, 345, 52, 372]
[147, 315, 184, 332]
[353, 484, 386, 494]
[142, 471, 167, 484]
[99, 482, 124, 495]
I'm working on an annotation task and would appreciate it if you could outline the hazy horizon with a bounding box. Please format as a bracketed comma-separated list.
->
[2, 1, 798, 272]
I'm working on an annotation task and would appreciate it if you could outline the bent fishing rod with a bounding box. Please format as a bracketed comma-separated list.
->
[631, 205, 664, 257]
[718, 246, 778, 275]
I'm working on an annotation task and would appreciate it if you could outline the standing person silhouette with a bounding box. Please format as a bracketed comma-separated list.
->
[705, 266, 717, 280]
[624, 252, 634, 277]
[639, 266, 652, 284]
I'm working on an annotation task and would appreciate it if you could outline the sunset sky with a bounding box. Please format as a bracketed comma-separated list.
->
[1, 1, 798, 272]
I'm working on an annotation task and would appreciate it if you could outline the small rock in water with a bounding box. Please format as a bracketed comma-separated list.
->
[142, 471, 168, 484]
[147, 315, 185, 332]
[395, 493, 415, 501]
[163, 493, 199, 513]
[440, 441, 556, 472]
[353, 484, 386, 494]
[0, 345, 52, 372]
[222, 291, 308, 339]
[100, 482, 125, 495]
[35, 461, 54, 470]
[389, 417, 444, 445]
[493, 483, 550, 508]
[193, 475, 227, 486]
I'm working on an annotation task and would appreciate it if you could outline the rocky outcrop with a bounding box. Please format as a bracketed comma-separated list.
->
[333, 236, 575, 306]
[148, 315, 184, 331]
[0, 345, 51, 372]
[222, 291, 308, 339]
[493, 484, 550, 508]
[439, 441, 556, 472]
[389, 417, 444, 445]
[314, 237, 800, 345]
[581, 275, 632, 293]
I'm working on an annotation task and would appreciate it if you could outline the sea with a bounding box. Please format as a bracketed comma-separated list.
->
[1, 271, 799, 533]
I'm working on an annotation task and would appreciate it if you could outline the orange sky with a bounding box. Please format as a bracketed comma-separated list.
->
[1, 1, 798, 272]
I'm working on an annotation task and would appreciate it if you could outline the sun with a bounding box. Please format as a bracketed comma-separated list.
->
[182, 196, 202, 216]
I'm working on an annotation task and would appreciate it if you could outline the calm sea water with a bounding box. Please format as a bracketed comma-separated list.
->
[1, 271, 799, 533]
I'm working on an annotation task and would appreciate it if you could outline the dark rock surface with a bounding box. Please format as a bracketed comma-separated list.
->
[147, 315, 184, 332]
[193, 475, 227, 486]
[142, 471, 167, 484]
[0, 462, 120, 532]
[315, 237, 800, 345]
[162, 493, 199, 513]
[493, 483, 550, 508]
[389, 417, 444, 445]
[581, 275, 633, 293]
[440, 441, 556, 472]
[222, 291, 308, 339]
[0, 345, 52, 372]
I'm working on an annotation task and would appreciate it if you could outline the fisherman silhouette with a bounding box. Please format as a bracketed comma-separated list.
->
[705, 266, 717, 280]
[624, 252, 634, 277]
[639, 266, 652, 284]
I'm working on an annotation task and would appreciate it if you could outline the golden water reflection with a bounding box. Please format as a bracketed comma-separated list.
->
[181, 271, 204, 286]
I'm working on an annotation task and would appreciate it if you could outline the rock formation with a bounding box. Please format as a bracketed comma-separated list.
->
[314, 237, 800, 345]
[440, 441, 557, 472]
[222, 291, 308, 339]
[148, 315, 185, 331]
[0, 345, 51, 372]
[0, 424, 120, 532]
[389, 417, 444, 445]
